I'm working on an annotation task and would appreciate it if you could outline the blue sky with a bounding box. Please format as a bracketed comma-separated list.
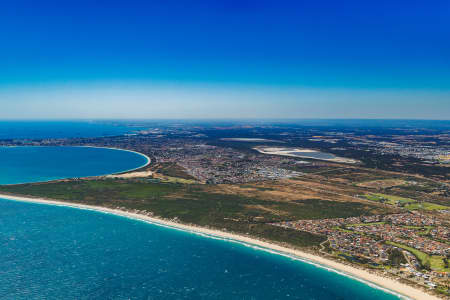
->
[1, 1, 449, 119]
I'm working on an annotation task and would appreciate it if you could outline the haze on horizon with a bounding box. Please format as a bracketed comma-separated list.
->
[1, 1, 449, 120]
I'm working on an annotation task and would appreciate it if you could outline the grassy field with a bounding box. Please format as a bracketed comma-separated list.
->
[333, 226, 355, 233]
[0, 179, 388, 248]
[362, 193, 448, 211]
[348, 221, 386, 227]
[404, 202, 448, 211]
[402, 225, 434, 236]
[386, 241, 449, 272]
[363, 193, 415, 205]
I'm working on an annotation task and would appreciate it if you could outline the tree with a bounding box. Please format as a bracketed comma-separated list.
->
[388, 248, 406, 266]
[422, 260, 431, 271]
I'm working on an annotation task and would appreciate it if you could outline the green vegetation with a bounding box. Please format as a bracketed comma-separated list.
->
[157, 176, 197, 184]
[402, 225, 434, 236]
[0, 180, 180, 205]
[362, 193, 448, 211]
[436, 286, 450, 297]
[404, 202, 448, 211]
[388, 248, 407, 267]
[0, 179, 387, 248]
[150, 162, 196, 180]
[333, 226, 355, 233]
[274, 199, 382, 220]
[243, 224, 326, 247]
[349, 222, 386, 227]
[386, 241, 449, 272]
[363, 193, 415, 205]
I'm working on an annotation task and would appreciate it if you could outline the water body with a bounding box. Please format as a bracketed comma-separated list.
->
[0, 146, 148, 185]
[0, 198, 402, 300]
[0, 121, 140, 140]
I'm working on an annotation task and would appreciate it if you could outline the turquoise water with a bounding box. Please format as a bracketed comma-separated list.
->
[0, 198, 402, 300]
[0, 146, 148, 184]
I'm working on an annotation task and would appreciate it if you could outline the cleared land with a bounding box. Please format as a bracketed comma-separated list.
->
[357, 179, 407, 189]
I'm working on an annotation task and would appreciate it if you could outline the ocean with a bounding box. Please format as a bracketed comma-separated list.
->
[0, 120, 139, 140]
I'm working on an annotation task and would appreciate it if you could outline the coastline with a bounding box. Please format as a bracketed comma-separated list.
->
[76, 146, 151, 171]
[0, 146, 151, 186]
[77, 145, 151, 175]
[0, 193, 440, 300]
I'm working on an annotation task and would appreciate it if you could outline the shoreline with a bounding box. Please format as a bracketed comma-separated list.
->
[77, 145, 151, 175]
[0, 193, 440, 300]
[0, 145, 151, 186]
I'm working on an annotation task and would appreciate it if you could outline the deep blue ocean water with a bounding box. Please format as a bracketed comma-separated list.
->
[0, 146, 148, 184]
[0, 121, 139, 140]
[0, 199, 402, 300]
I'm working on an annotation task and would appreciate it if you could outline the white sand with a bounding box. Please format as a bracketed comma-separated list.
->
[254, 147, 319, 153]
[106, 171, 153, 179]
[0, 193, 439, 300]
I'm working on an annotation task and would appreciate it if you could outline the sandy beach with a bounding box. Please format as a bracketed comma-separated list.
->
[105, 170, 153, 179]
[0, 193, 440, 300]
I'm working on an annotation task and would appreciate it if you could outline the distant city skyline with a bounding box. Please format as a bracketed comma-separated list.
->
[1, 1, 449, 119]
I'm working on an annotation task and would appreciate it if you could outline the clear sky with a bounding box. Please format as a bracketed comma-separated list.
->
[1, 1, 449, 119]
